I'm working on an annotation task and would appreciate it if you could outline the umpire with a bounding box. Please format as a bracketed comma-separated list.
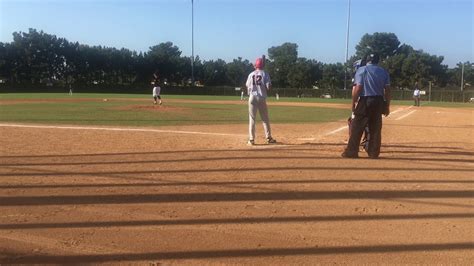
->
[342, 53, 391, 159]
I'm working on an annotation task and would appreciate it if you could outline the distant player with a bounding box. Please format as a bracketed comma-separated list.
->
[245, 56, 276, 145]
[152, 83, 162, 105]
[413, 82, 421, 106]
[240, 88, 246, 101]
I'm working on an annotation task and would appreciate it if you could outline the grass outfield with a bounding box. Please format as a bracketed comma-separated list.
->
[0, 93, 351, 127]
[0, 93, 471, 127]
[1, 92, 472, 106]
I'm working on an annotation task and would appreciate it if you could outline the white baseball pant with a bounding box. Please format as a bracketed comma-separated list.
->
[248, 94, 272, 141]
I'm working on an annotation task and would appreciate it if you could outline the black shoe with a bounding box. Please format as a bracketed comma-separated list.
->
[266, 137, 277, 144]
[341, 151, 358, 158]
[367, 153, 379, 159]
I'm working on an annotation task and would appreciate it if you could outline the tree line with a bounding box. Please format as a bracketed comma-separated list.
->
[0, 28, 472, 91]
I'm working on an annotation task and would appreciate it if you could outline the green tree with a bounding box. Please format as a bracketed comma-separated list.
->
[225, 57, 253, 87]
[267, 42, 298, 88]
[320, 63, 344, 90]
[353, 34, 449, 90]
[146, 42, 182, 83]
[355, 32, 400, 60]
[192, 55, 204, 85]
[449, 62, 474, 89]
[7, 29, 67, 84]
[201, 59, 227, 86]
[0, 42, 15, 82]
[0, 28, 456, 93]
[287, 58, 322, 89]
[383, 46, 447, 89]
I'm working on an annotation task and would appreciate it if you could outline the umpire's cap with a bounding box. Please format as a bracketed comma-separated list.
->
[366, 53, 380, 64]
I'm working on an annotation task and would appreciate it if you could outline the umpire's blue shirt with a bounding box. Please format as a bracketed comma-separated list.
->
[354, 63, 390, 96]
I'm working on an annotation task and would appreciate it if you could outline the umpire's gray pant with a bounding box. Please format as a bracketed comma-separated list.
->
[248, 95, 272, 141]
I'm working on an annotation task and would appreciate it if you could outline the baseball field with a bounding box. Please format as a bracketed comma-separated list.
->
[0, 93, 473, 264]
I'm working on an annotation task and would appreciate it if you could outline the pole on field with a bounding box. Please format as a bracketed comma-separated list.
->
[344, 0, 351, 90]
[460, 62, 464, 92]
[191, 0, 195, 86]
[429, 81, 432, 102]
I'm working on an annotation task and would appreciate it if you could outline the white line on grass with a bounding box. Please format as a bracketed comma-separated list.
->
[395, 110, 417, 121]
[0, 123, 246, 137]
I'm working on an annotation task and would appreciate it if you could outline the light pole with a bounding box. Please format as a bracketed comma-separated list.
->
[191, 0, 195, 86]
[344, 0, 351, 90]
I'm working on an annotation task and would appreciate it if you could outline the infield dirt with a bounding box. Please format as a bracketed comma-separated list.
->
[0, 103, 472, 264]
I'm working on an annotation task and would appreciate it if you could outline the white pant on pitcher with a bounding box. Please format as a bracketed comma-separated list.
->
[248, 94, 271, 141]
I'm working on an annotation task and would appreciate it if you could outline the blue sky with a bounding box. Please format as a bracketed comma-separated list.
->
[0, 0, 472, 67]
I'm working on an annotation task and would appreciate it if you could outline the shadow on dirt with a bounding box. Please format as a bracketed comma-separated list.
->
[2, 242, 472, 264]
[1, 190, 472, 206]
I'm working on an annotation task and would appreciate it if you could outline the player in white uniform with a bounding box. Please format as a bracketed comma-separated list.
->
[245, 57, 276, 145]
[413, 82, 421, 106]
[152, 84, 162, 105]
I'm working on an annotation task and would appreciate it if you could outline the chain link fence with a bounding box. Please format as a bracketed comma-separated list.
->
[2, 83, 473, 103]
[270, 88, 474, 103]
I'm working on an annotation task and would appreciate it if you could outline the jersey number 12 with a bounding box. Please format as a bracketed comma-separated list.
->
[252, 75, 262, 86]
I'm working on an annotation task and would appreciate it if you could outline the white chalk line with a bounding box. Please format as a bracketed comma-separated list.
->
[390, 105, 412, 116]
[325, 125, 348, 136]
[0, 123, 246, 137]
[395, 110, 417, 120]
[297, 138, 317, 141]
[0, 105, 416, 140]
[317, 106, 413, 139]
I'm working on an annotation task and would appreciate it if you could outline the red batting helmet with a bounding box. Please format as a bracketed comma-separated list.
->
[255, 57, 264, 69]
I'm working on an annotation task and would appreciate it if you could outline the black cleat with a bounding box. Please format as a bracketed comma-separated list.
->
[341, 151, 358, 158]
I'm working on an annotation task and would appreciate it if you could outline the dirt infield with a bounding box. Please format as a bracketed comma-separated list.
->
[0, 105, 473, 264]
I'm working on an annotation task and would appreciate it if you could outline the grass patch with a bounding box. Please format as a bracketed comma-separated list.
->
[0, 95, 350, 127]
[0, 93, 146, 100]
[1, 93, 471, 127]
[1, 93, 472, 108]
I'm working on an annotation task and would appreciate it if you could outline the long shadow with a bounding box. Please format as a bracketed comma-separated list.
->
[2, 156, 314, 167]
[386, 123, 473, 129]
[0, 149, 262, 159]
[381, 198, 474, 208]
[0, 190, 472, 206]
[1, 213, 472, 230]
[308, 143, 468, 150]
[0, 143, 467, 159]
[383, 150, 474, 156]
[1, 165, 471, 178]
[295, 147, 473, 157]
[1, 242, 472, 264]
[1, 178, 473, 190]
[1, 154, 473, 167]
